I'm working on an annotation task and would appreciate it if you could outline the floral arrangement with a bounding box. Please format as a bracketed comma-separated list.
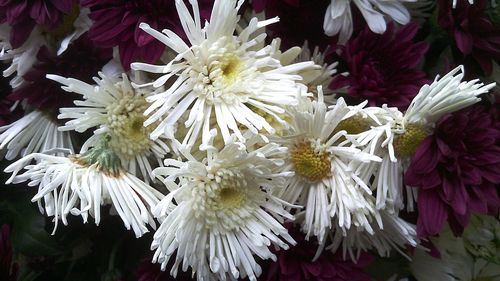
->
[0, 0, 499, 281]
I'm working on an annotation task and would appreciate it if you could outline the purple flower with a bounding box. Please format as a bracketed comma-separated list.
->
[405, 99, 500, 237]
[438, 0, 500, 75]
[0, 0, 75, 48]
[330, 22, 429, 110]
[134, 258, 194, 281]
[263, 226, 373, 281]
[0, 225, 18, 281]
[81, 0, 213, 70]
[9, 35, 111, 111]
[252, 0, 335, 50]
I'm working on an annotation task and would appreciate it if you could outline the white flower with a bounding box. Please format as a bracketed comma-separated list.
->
[151, 134, 295, 281]
[131, 0, 314, 149]
[275, 88, 381, 244]
[348, 65, 495, 212]
[295, 42, 338, 103]
[323, 0, 415, 43]
[4, 138, 164, 238]
[0, 110, 74, 160]
[411, 215, 500, 281]
[329, 210, 418, 260]
[49, 72, 170, 182]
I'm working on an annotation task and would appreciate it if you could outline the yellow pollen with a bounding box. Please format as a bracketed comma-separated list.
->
[393, 123, 429, 158]
[218, 187, 245, 209]
[335, 115, 371, 135]
[291, 142, 331, 182]
[219, 54, 241, 84]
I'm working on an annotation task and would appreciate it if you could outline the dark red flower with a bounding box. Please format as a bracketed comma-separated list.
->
[330, 22, 429, 110]
[9, 35, 112, 111]
[134, 258, 194, 281]
[0, 224, 19, 281]
[0, 0, 75, 48]
[405, 98, 500, 238]
[263, 226, 373, 281]
[81, 0, 213, 70]
[252, 0, 335, 51]
[438, 0, 500, 75]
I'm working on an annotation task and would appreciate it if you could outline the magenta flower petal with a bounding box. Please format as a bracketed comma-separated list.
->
[330, 22, 429, 110]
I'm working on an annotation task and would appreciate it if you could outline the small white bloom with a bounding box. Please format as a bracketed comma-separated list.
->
[295, 42, 338, 103]
[0, 28, 47, 89]
[4, 140, 164, 238]
[323, 0, 416, 43]
[131, 0, 314, 149]
[49, 72, 170, 182]
[329, 210, 418, 260]
[275, 88, 381, 244]
[411, 215, 500, 281]
[57, 7, 92, 55]
[0, 110, 74, 160]
[151, 134, 295, 281]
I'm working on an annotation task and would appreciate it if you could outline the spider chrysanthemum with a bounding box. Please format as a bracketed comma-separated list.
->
[150, 134, 295, 281]
[131, 0, 314, 149]
[49, 72, 170, 182]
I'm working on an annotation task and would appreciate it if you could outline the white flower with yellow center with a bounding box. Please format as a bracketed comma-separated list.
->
[276, 88, 381, 244]
[4, 136, 164, 238]
[48, 72, 170, 182]
[0, 110, 74, 160]
[131, 0, 314, 149]
[151, 134, 295, 281]
[348, 66, 496, 213]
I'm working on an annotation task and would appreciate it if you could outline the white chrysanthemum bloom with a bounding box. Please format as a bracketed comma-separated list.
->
[329, 211, 418, 261]
[295, 42, 338, 104]
[4, 136, 164, 238]
[411, 215, 500, 281]
[0, 110, 74, 160]
[323, 0, 416, 43]
[275, 88, 381, 244]
[151, 133, 295, 281]
[131, 0, 314, 149]
[48, 72, 170, 182]
[348, 65, 496, 212]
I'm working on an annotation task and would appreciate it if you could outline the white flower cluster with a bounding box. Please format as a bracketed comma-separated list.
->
[0, 1, 495, 281]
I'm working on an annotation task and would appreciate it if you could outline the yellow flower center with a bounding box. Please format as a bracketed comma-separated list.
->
[219, 54, 241, 84]
[473, 278, 494, 281]
[217, 187, 246, 209]
[335, 115, 371, 135]
[393, 123, 429, 158]
[291, 142, 331, 182]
